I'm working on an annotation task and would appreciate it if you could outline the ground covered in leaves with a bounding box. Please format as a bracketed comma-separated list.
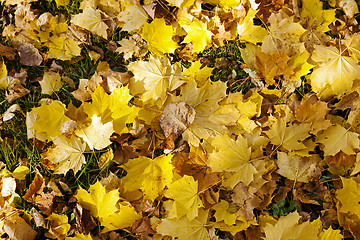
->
[1, 0, 360, 239]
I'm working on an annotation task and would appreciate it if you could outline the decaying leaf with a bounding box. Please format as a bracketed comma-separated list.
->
[160, 102, 196, 139]
[276, 152, 321, 183]
[18, 42, 43, 66]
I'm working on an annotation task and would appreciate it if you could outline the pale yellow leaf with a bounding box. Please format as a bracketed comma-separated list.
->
[45, 135, 86, 174]
[39, 71, 63, 95]
[317, 124, 359, 156]
[117, 4, 148, 32]
[75, 114, 114, 150]
[71, 8, 108, 38]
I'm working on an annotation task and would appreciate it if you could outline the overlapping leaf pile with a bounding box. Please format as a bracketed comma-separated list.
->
[1, 0, 360, 239]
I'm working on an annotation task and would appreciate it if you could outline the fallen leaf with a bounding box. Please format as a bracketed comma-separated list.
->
[75, 114, 114, 150]
[5, 84, 30, 102]
[39, 71, 63, 95]
[18, 42, 43, 66]
[140, 18, 178, 56]
[1, 177, 16, 197]
[4, 214, 37, 240]
[0, 43, 17, 60]
[156, 209, 211, 240]
[276, 152, 321, 182]
[71, 8, 109, 38]
[160, 102, 196, 139]
[165, 175, 203, 221]
[317, 124, 359, 156]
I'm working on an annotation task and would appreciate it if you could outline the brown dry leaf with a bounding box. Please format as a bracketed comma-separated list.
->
[326, 150, 356, 167]
[4, 214, 37, 240]
[49, 61, 64, 72]
[18, 42, 43, 66]
[100, 172, 122, 191]
[5, 83, 30, 102]
[29, 207, 45, 227]
[71, 79, 92, 101]
[113, 145, 139, 164]
[295, 94, 332, 134]
[293, 181, 327, 205]
[23, 173, 45, 202]
[254, 51, 294, 84]
[160, 102, 196, 139]
[131, 217, 156, 235]
[172, 146, 209, 177]
[0, 43, 17, 60]
[73, 203, 98, 234]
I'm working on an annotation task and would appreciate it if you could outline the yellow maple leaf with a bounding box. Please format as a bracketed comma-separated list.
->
[140, 18, 178, 56]
[128, 55, 184, 107]
[156, 209, 211, 240]
[109, 87, 140, 134]
[44, 135, 86, 174]
[75, 114, 114, 150]
[336, 177, 360, 218]
[39, 71, 63, 95]
[117, 3, 148, 32]
[213, 218, 258, 235]
[309, 45, 360, 98]
[276, 152, 321, 183]
[181, 18, 213, 53]
[45, 213, 70, 240]
[177, 79, 239, 146]
[300, 0, 335, 32]
[261, 16, 306, 58]
[262, 211, 319, 240]
[320, 226, 343, 240]
[344, 33, 360, 61]
[11, 166, 30, 180]
[32, 101, 70, 140]
[46, 35, 82, 61]
[235, 91, 263, 133]
[82, 86, 112, 123]
[295, 95, 332, 134]
[213, 200, 237, 225]
[71, 8, 109, 38]
[209, 134, 256, 187]
[67, 233, 93, 240]
[75, 181, 119, 220]
[264, 112, 310, 151]
[76, 182, 141, 233]
[238, 9, 268, 44]
[122, 155, 173, 201]
[55, 0, 69, 6]
[317, 124, 359, 156]
[165, 175, 203, 221]
[182, 60, 213, 87]
[0, 60, 7, 79]
[100, 203, 142, 233]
